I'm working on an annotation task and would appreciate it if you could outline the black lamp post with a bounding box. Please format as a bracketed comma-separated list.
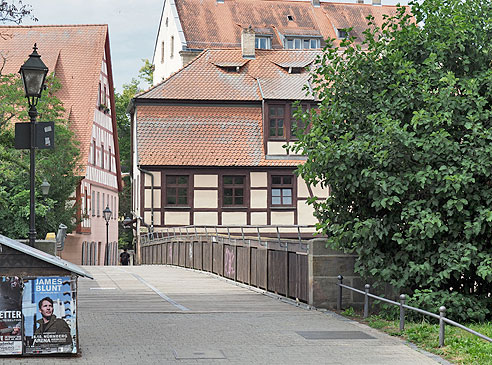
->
[103, 206, 112, 265]
[19, 44, 48, 246]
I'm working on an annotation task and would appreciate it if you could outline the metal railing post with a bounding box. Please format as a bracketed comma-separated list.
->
[337, 275, 343, 311]
[439, 306, 446, 347]
[364, 284, 370, 318]
[399, 294, 406, 331]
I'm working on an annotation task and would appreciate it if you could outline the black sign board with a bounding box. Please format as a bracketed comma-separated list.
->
[14, 122, 55, 150]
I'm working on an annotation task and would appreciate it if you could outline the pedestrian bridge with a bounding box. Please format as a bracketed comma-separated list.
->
[1, 265, 443, 364]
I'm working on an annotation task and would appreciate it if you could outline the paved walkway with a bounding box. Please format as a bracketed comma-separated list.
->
[4, 265, 447, 364]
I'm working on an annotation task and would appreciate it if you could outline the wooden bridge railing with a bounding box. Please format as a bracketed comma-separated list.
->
[140, 226, 311, 303]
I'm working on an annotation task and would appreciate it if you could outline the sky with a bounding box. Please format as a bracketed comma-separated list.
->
[23, 0, 408, 93]
[25, 0, 163, 92]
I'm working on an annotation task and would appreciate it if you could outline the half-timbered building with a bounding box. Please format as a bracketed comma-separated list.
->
[152, 0, 403, 84]
[1, 25, 122, 265]
[131, 36, 330, 243]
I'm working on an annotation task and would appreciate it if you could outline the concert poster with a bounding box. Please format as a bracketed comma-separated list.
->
[0, 276, 23, 355]
[22, 276, 77, 354]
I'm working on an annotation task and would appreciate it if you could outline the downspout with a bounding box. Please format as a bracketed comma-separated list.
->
[255, 78, 266, 155]
[138, 166, 155, 232]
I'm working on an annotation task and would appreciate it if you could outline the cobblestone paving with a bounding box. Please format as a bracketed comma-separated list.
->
[1, 265, 447, 364]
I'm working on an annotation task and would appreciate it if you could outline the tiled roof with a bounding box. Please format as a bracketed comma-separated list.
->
[173, 0, 404, 50]
[0, 25, 121, 187]
[136, 105, 300, 167]
[138, 49, 320, 101]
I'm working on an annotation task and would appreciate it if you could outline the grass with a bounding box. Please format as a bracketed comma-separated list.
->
[340, 310, 492, 364]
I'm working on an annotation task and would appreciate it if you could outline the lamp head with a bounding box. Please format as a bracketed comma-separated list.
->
[19, 44, 49, 105]
[103, 205, 112, 223]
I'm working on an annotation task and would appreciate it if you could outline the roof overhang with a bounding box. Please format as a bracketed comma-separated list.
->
[0, 234, 93, 279]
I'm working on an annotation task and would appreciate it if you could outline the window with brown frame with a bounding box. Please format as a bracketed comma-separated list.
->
[267, 103, 314, 141]
[223, 176, 245, 206]
[268, 105, 285, 139]
[101, 143, 104, 169]
[290, 103, 309, 140]
[271, 175, 293, 206]
[166, 175, 189, 206]
[92, 139, 97, 165]
[108, 146, 112, 172]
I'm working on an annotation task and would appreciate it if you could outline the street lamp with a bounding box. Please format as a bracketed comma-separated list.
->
[19, 44, 48, 246]
[40, 179, 50, 196]
[103, 206, 112, 265]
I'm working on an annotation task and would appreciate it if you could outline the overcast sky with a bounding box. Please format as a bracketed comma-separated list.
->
[26, 0, 163, 92]
[24, 0, 408, 93]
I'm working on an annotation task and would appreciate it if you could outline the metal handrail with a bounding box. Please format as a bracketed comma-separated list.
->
[140, 224, 317, 246]
[337, 275, 492, 347]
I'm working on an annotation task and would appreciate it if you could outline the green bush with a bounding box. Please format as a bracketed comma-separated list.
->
[293, 0, 492, 321]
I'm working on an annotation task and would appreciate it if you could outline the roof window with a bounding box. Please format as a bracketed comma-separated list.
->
[287, 15, 294, 21]
[337, 29, 349, 39]
[285, 38, 320, 49]
[255, 36, 271, 49]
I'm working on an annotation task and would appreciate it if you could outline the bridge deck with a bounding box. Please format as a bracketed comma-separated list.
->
[4, 265, 444, 364]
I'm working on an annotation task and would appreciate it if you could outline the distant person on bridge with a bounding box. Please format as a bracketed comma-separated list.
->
[120, 249, 130, 266]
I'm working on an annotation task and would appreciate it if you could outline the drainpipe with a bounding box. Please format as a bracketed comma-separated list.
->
[138, 166, 155, 232]
[255, 78, 266, 156]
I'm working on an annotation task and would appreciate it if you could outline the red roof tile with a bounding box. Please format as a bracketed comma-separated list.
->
[136, 105, 300, 167]
[0, 25, 121, 188]
[172, 0, 404, 50]
[139, 49, 320, 101]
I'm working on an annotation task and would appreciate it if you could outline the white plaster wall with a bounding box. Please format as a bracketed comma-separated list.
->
[194, 174, 218, 188]
[165, 211, 190, 225]
[250, 172, 268, 187]
[153, 0, 186, 85]
[145, 188, 161, 209]
[222, 212, 247, 225]
[297, 176, 310, 198]
[144, 211, 162, 226]
[145, 171, 161, 186]
[251, 212, 267, 225]
[267, 141, 288, 155]
[271, 211, 295, 225]
[250, 190, 267, 209]
[297, 200, 318, 225]
[194, 212, 218, 225]
[194, 190, 218, 208]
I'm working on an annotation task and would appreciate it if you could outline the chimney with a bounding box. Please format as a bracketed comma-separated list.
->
[241, 26, 255, 59]
[372, 0, 381, 5]
[312, 0, 320, 7]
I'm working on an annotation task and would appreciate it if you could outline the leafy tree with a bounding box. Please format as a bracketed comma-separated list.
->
[138, 58, 154, 87]
[115, 79, 139, 249]
[293, 0, 492, 321]
[0, 72, 81, 239]
[0, 0, 36, 24]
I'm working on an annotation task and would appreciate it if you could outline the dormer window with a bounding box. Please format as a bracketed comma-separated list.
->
[255, 36, 271, 49]
[287, 15, 294, 21]
[337, 29, 349, 39]
[285, 38, 319, 49]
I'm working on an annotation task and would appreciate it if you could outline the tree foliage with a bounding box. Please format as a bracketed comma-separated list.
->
[0, 0, 36, 24]
[293, 0, 492, 321]
[115, 59, 153, 249]
[0, 72, 81, 239]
